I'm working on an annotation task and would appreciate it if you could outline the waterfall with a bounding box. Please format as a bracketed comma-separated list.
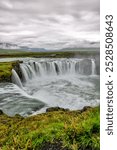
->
[20, 60, 78, 81]
[20, 64, 30, 82]
[11, 69, 23, 88]
[18, 59, 97, 83]
[91, 59, 96, 75]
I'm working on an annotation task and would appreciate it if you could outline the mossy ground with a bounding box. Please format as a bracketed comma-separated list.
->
[0, 62, 14, 82]
[0, 107, 100, 150]
[0, 61, 21, 82]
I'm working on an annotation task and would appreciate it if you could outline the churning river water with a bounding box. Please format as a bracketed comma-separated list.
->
[0, 57, 100, 116]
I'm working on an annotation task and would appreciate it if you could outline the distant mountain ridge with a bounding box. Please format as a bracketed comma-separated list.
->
[0, 42, 20, 50]
[0, 42, 100, 52]
[0, 42, 47, 52]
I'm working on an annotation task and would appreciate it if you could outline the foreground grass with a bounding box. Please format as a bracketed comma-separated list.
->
[0, 107, 100, 150]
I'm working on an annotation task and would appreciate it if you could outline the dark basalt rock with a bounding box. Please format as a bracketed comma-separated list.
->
[39, 140, 70, 150]
[46, 107, 69, 112]
[12, 60, 23, 80]
[80, 106, 92, 113]
[46, 106, 92, 113]
[0, 75, 11, 82]
[0, 109, 4, 115]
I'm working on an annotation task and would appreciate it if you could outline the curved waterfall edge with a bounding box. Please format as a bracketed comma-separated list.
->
[11, 58, 99, 87]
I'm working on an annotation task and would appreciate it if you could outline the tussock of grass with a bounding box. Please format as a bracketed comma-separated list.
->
[0, 107, 100, 150]
[0, 62, 13, 82]
[0, 61, 18, 82]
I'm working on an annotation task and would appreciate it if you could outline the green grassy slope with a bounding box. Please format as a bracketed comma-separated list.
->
[0, 49, 27, 54]
[0, 107, 100, 150]
[0, 61, 21, 82]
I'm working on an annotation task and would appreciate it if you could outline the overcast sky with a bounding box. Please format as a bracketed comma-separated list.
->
[0, 0, 100, 50]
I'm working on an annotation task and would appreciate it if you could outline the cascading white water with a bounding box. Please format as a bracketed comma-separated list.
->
[91, 59, 96, 75]
[19, 58, 97, 82]
[11, 69, 23, 88]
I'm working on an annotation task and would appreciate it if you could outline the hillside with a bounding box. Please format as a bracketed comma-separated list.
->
[0, 49, 27, 54]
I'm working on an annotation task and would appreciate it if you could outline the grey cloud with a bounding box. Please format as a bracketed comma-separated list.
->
[0, 0, 100, 49]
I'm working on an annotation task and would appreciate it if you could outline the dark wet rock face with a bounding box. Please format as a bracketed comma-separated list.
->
[80, 106, 92, 113]
[12, 60, 23, 80]
[46, 107, 69, 112]
[46, 106, 92, 113]
[0, 110, 3, 115]
[0, 75, 11, 82]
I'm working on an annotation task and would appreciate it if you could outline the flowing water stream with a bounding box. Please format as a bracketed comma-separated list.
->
[0, 58, 100, 116]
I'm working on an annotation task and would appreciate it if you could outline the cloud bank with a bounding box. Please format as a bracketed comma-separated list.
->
[0, 0, 100, 50]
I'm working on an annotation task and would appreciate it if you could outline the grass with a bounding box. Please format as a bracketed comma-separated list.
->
[0, 61, 21, 82]
[0, 49, 27, 54]
[0, 50, 100, 58]
[0, 62, 13, 82]
[0, 107, 100, 150]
